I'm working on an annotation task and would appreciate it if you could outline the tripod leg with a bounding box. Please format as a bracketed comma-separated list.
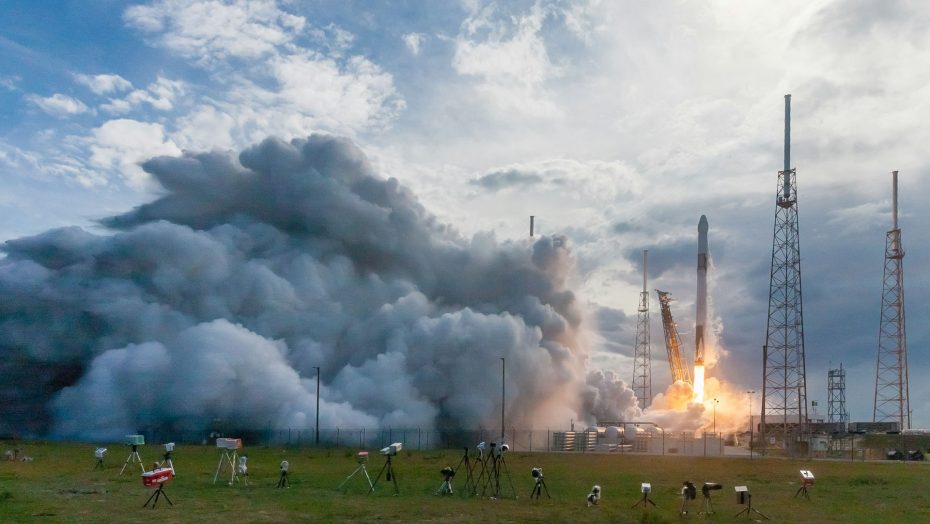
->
[160, 487, 173, 506]
[338, 465, 361, 490]
[214, 452, 226, 484]
[390, 462, 399, 494]
[542, 479, 550, 499]
[144, 489, 159, 508]
[369, 459, 390, 494]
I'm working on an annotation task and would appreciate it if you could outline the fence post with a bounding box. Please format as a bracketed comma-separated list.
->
[336, 428, 340, 448]
[418, 428, 421, 450]
[547, 429, 550, 452]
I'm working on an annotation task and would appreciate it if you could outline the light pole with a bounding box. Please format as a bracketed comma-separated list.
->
[747, 390, 755, 459]
[713, 397, 718, 435]
[500, 357, 506, 442]
[314, 366, 321, 446]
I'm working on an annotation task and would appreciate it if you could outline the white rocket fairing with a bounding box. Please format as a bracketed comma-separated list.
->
[695, 215, 708, 366]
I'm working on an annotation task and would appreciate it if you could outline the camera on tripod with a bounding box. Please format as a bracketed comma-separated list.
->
[380, 442, 403, 456]
[531, 467, 543, 479]
[440, 466, 455, 480]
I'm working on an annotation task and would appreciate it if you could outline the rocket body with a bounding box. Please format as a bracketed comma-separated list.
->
[695, 215, 708, 365]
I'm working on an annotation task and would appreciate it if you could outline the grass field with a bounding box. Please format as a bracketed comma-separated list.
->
[2, 441, 929, 523]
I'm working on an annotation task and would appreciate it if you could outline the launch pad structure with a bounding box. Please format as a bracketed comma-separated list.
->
[761, 94, 808, 452]
[656, 290, 692, 385]
[873, 171, 910, 430]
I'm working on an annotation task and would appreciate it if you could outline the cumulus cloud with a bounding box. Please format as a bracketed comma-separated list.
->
[123, 0, 305, 63]
[88, 119, 181, 188]
[74, 73, 133, 95]
[101, 76, 185, 114]
[0, 134, 629, 439]
[26, 93, 88, 116]
[453, 2, 561, 117]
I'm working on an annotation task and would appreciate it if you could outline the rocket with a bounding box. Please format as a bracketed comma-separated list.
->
[695, 215, 708, 366]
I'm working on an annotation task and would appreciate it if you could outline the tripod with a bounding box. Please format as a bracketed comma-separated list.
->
[93, 450, 106, 471]
[453, 448, 475, 496]
[163, 451, 175, 474]
[631, 492, 657, 509]
[470, 451, 491, 496]
[530, 475, 550, 499]
[143, 484, 173, 509]
[734, 494, 768, 520]
[795, 484, 811, 500]
[700, 493, 715, 515]
[277, 462, 290, 489]
[369, 454, 399, 495]
[338, 458, 374, 492]
[120, 445, 144, 475]
[481, 453, 515, 499]
[437, 471, 454, 495]
[680, 494, 694, 515]
[213, 449, 239, 484]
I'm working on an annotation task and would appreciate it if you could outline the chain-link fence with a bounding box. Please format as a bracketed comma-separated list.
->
[120, 427, 727, 456]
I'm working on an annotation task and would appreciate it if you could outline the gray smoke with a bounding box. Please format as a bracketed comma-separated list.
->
[0, 134, 620, 439]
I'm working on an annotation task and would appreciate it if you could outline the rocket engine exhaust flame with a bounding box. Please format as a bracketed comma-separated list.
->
[692, 364, 705, 403]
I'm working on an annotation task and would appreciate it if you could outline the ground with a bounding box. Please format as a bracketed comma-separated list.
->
[1, 441, 928, 523]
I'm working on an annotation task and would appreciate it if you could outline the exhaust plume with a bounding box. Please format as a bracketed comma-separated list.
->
[0, 135, 607, 439]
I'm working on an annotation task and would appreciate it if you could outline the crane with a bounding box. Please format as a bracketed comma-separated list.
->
[656, 290, 692, 385]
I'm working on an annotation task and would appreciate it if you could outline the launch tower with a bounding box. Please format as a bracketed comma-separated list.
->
[657, 290, 691, 385]
[761, 94, 808, 452]
[632, 250, 651, 409]
[873, 171, 910, 430]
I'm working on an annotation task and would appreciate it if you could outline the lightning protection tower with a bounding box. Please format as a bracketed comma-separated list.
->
[827, 365, 848, 425]
[632, 250, 651, 409]
[873, 171, 910, 430]
[761, 94, 808, 453]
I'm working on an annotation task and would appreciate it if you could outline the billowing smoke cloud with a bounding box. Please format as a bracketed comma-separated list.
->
[0, 135, 627, 439]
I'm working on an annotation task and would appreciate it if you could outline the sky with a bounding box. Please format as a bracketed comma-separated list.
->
[1, 0, 929, 427]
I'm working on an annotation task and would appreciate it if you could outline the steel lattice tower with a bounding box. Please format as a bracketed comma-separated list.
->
[827, 366, 849, 424]
[761, 94, 808, 451]
[873, 171, 909, 430]
[632, 250, 651, 409]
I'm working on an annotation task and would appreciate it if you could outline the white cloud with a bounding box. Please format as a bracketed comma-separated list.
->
[124, 0, 305, 63]
[74, 73, 133, 95]
[402, 32, 424, 55]
[88, 119, 181, 188]
[0, 75, 19, 91]
[453, 2, 559, 116]
[101, 76, 185, 114]
[26, 93, 89, 116]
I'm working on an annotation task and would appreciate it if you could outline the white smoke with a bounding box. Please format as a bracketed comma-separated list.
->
[0, 135, 620, 439]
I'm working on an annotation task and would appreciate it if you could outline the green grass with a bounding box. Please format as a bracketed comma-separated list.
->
[2, 441, 930, 523]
